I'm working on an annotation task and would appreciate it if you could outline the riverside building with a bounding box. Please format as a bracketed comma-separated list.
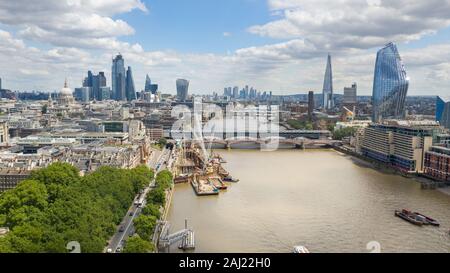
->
[360, 120, 440, 173]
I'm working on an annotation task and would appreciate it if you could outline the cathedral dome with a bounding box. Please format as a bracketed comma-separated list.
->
[60, 79, 72, 95]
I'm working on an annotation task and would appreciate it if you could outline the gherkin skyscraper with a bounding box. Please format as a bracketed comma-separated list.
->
[372, 42, 409, 122]
[322, 54, 333, 110]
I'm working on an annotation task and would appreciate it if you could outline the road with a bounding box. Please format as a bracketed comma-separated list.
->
[106, 146, 173, 253]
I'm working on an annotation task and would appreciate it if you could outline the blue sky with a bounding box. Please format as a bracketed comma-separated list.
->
[0, 0, 450, 96]
[117, 0, 276, 53]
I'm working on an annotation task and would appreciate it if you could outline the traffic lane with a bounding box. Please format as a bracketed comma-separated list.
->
[108, 148, 171, 252]
[108, 204, 139, 252]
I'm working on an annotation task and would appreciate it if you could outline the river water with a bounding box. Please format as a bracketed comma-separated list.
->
[167, 150, 450, 253]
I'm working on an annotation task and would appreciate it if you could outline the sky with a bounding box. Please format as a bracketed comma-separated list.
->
[1, 0, 450, 96]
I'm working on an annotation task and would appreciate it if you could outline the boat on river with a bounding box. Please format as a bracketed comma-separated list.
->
[223, 176, 239, 183]
[395, 210, 424, 226]
[293, 246, 310, 253]
[413, 211, 440, 227]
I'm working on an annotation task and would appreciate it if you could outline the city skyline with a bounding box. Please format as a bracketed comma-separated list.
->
[1, 1, 450, 96]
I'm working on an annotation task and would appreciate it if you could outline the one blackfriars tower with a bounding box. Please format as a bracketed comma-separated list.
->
[372, 42, 409, 122]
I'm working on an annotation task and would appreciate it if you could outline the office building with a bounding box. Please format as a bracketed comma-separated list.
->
[74, 87, 91, 103]
[100, 87, 111, 101]
[233, 87, 239, 99]
[0, 121, 8, 144]
[308, 91, 315, 120]
[424, 146, 450, 181]
[112, 54, 126, 101]
[372, 42, 409, 122]
[82, 71, 107, 101]
[360, 120, 439, 173]
[125, 66, 136, 101]
[343, 83, 357, 105]
[176, 79, 189, 102]
[322, 54, 333, 110]
[436, 96, 450, 129]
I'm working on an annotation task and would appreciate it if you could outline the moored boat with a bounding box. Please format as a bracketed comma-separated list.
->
[413, 212, 440, 227]
[223, 176, 239, 183]
[395, 210, 424, 226]
[293, 246, 310, 253]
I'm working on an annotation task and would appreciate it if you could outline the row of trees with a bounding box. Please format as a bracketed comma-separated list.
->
[332, 127, 358, 140]
[287, 119, 314, 130]
[0, 163, 154, 253]
[124, 170, 174, 253]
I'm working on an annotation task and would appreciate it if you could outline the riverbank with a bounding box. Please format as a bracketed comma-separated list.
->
[333, 145, 449, 190]
[438, 186, 450, 197]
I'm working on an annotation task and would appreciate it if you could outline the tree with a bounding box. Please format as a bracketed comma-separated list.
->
[128, 165, 154, 193]
[158, 138, 168, 148]
[0, 164, 149, 253]
[287, 119, 313, 130]
[333, 127, 357, 140]
[133, 215, 157, 240]
[141, 204, 161, 219]
[147, 187, 166, 207]
[123, 235, 155, 253]
[41, 104, 48, 114]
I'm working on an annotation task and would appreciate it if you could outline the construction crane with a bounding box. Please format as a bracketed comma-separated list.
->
[343, 106, 356, 122]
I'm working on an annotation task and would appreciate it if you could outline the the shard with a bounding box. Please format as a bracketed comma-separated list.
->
[322, 54, 333, 110]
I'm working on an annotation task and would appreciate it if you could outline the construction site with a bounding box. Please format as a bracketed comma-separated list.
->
[173, 143, 238, 196]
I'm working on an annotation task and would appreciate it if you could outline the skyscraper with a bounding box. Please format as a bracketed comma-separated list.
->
[436, 96, 450, 129]
[176, 79, 189, 102]
[83, 71, 106, 101]
[144, 74, 158, 95]
[343, 83, 357, 105]
[145, 75, 152, 92]
[322, 54, 333, 110]
[372, 42, 409, 122]
[112, 54, 126, 101]
[233, 86, 239, 99]
[125, 66, 136, 101]
[83, 71, 93, 88]
[308, 91, 315, 121]
[93, 72, 107, 101]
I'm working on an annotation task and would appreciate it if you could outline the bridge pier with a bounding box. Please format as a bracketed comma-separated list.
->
[295, 142, 305, 150]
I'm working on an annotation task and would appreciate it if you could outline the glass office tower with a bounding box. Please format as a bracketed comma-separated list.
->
[112, 54, 126, 101]
[322, 54, 333, 110]
[372, 42, 409, 122]
[176, 79, 189, 102]
[436, 96, 450, 129]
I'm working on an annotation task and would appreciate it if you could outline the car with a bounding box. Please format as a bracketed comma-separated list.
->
[119, 226, 125, 233]
[116, 247, 122, 253]
[106, 248, 113, 253]
[129, 212, 133, 216]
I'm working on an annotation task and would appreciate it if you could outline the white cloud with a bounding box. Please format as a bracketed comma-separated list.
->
[249, 0, 450, 51]
[0, 0, 146, 50]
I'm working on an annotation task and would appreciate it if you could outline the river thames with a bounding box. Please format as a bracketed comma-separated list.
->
[167, 150, 450, 253]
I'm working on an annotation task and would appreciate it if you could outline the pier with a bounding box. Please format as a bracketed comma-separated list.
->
[156, 220, 195, 252]
[174, 145, 237, 196]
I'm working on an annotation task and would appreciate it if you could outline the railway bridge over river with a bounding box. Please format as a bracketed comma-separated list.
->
[182, 137, 341, 150]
